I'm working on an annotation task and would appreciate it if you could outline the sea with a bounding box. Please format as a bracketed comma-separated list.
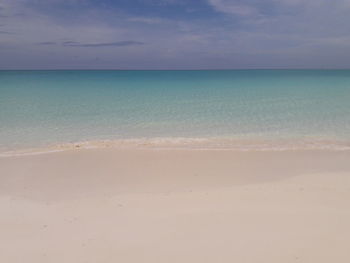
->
[1, 70, 350, 154]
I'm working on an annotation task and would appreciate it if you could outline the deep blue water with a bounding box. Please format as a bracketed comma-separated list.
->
[1, 70, 350, 151]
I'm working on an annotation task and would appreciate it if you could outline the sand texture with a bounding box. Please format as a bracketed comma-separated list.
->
[1, 149, 350, 262]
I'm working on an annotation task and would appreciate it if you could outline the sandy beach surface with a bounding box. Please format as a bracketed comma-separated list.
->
[1, 148, 350, 262]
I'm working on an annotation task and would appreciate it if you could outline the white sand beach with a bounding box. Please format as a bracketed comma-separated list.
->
[1, 148, 350, 262]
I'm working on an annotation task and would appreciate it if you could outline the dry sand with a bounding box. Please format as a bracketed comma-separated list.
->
[1, 148, 350, 262]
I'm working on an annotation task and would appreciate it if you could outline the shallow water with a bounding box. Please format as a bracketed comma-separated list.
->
[1, 70, 350, 152]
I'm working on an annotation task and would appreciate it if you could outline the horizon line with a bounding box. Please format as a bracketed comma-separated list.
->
[1, 68, 350, 71]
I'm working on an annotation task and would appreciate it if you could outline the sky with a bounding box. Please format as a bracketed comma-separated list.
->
[1, 0, 350, 69]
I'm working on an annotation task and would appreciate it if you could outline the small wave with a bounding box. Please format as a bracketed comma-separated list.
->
[1, 137, 350, 158]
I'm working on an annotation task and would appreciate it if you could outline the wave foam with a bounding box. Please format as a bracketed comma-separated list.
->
[1, 137, 350, 157]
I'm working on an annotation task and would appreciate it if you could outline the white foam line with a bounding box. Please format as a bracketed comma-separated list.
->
[1, 137, 350, 158]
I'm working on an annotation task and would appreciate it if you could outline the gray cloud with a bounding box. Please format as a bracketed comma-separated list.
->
[62, 40, 145, 47]
[62, 41, 79, 45]
[35, 40, 145, 47]
[0, 30, 13, 34]
[37, 41, 57, 45]
[1, 0, 350, 69]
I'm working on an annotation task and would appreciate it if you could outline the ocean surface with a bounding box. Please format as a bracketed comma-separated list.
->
[1, 70, 350, 153]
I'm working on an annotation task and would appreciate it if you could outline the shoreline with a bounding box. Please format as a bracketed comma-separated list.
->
[2, 136, 350, 158]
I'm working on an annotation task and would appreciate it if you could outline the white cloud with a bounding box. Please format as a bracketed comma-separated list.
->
[127, 17, 164, 24]
[207, 0, 257, 16]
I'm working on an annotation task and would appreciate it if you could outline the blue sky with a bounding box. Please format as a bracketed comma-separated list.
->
[1, 0, 350, 69]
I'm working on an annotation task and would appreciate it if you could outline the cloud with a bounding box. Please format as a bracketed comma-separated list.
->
[62, 40, 145, 47]
[62, 41, 79, 45]
[0, 30, 14, 34]
[1, 0, 350, 69]
[36, 40, 145, 47]
[37, 41, 57, 45]
[207, 0, 257, 16]
[127, 17, 164, 24]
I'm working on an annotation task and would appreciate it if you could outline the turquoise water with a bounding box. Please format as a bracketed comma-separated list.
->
[1, 70, 350, 152]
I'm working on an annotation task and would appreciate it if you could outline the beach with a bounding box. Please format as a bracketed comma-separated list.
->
[1, 148, 350, 262]
[1, 70, 350, 262]
[3, 0, 350, 260]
